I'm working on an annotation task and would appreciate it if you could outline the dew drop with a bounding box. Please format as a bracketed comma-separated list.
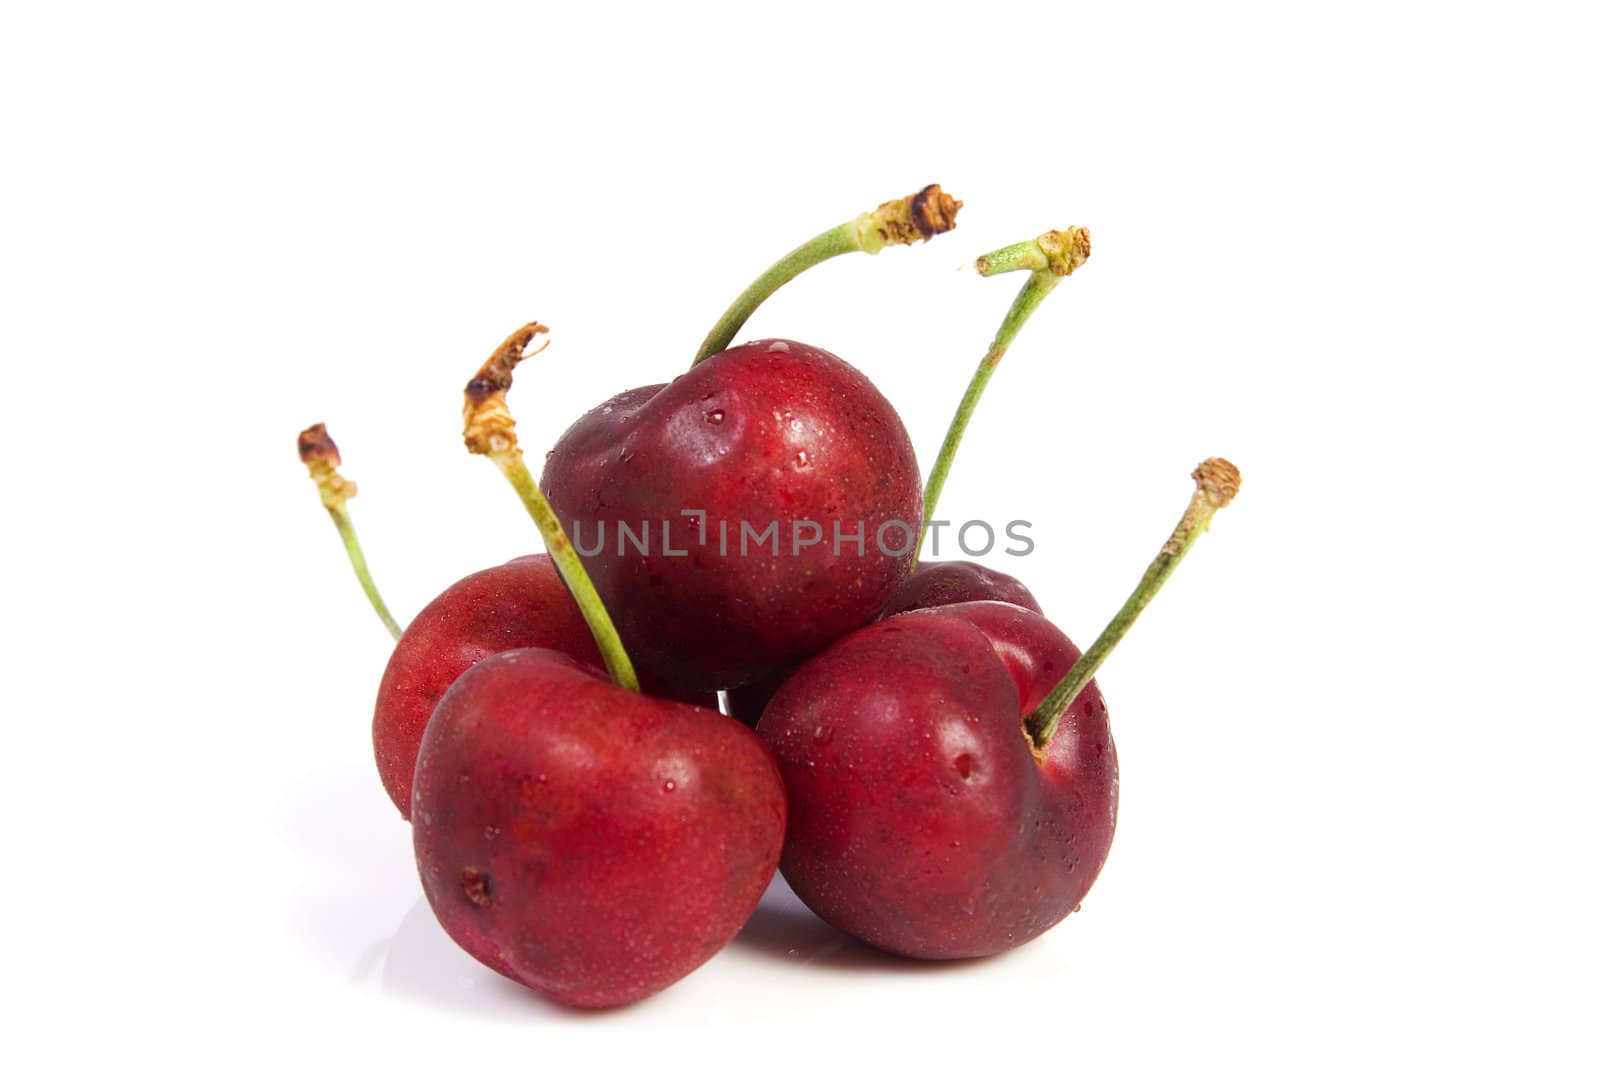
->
[706, 409, 725, 425]
[794, 450, 811, 469]
[662, 779, 676, 793]
[769, 340, 790, 353]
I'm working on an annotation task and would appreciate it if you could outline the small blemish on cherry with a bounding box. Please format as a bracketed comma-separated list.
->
[461, 866, 492, 907]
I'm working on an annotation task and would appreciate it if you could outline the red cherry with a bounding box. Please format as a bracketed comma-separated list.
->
[413, 648, 785, 1007]
[542, 338, 922, 692]
[757, 601, 1116, 958]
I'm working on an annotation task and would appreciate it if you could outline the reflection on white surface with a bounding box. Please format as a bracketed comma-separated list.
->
[369, 871, 1008, 1023]
[381, 895, 574, 1020]
[725, 873, 996, 975]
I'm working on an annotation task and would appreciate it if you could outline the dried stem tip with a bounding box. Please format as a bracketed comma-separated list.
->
[296, 422, 403, 639]
[298, 423, 357, 509]
[976, 226, 1092, 277]
[1193, 457, 1242, 509]
[854, 184, 962, 252]
[463, 322, 549, 458]
[1165, 456, 1241, 553]
[1038, 227, 1092, 275]
[459, 321, 642, 693]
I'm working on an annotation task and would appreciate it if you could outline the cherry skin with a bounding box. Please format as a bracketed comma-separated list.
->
[727, 560, 1043, 728]
[373, 554, 709, 819]
[412, 647, 786, 1008]
[878, 559, 1043, 616]
[755, 599, 1117, 959]
[541, 338, 922, 692]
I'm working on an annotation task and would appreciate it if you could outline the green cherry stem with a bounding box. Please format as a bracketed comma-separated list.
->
[462, 323, 640, 692]
[1024, 458, 1241, 750]
[691, 184, 963, 367]
[297, 424, 404, 641]
[916, 226, 1092, 562]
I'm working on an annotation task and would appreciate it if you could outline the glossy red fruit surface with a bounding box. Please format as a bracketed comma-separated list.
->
[412, 648, 786, 1008]
[726, 561, 1043, 728]
[373, 555, 600, 818]
[879, 559, 1043, 616]
[541, 339, 922, 691]
[756, 600, 1117, 959]
[373, 554, 711, 819]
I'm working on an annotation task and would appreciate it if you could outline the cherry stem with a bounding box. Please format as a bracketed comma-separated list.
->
[916, 227, 1091, 562]
[1024, 458, 1241, 750]
[297, 424, 404, 641]
[690, 184, 962, 366]
[463, 323, 641, 692]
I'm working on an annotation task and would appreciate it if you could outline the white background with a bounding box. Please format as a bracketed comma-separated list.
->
[3, 1, 1596, 1063]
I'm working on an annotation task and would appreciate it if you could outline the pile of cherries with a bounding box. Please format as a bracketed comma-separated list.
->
[299, 185, 1240, 1009]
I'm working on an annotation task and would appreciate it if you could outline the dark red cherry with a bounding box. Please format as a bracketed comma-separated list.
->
[756, 600, 1117, 959]
[541, 339, 922, 692]
[413, 648, 785, 1008]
